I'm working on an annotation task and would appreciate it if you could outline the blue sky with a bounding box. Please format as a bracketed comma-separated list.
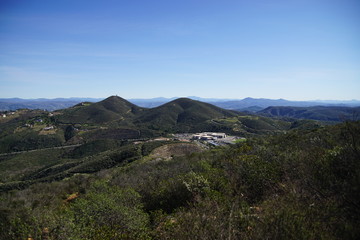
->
[0, 0, 359, 100]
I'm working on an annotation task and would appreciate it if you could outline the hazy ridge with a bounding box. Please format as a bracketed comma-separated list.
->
[1, 97, 360, 111]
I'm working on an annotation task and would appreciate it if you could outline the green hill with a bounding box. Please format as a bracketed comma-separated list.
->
[56, 96, 145, 124]
[135, 98, 240, 132]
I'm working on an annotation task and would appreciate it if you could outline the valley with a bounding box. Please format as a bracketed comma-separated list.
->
[2, 0, 359, 238]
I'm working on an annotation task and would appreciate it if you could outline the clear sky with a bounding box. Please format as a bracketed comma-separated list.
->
[0, 0, 359, 100]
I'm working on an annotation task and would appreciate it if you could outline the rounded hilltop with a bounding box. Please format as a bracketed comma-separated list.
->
[55, 95, 144, 124]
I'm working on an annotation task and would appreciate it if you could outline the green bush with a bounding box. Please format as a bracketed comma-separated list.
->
[61, 180, 151, 239]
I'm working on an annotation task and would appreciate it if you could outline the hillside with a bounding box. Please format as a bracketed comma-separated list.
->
[0, 120, 359, 239]
[55, 96, 145, 124]
[0, 109, 65, 153]
[259, 106, 360, 122]
[134, 98, 240, 133]
[0, 96, 326, 154]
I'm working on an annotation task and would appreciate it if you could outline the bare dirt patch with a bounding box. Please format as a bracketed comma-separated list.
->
[150, 143, 204, 160]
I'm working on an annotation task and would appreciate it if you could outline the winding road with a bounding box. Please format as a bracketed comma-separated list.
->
[0, 144, 83, 157]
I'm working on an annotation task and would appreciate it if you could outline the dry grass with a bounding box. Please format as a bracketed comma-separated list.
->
[150, 143, 204, 160]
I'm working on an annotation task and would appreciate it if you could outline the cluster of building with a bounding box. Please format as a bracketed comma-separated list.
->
[192, 132, 227, 140]
[188, 132, 245, 146]
[1, 112, 15, 118]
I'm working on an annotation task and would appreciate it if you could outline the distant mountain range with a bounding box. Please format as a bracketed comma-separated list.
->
[259, 106, 360, 122]
[1, 97, 360, 111]
[210, 98, 360, 111]
[0, 98, 103, 111]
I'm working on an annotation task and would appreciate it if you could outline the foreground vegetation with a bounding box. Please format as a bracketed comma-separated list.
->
[1, 120, 359, 239]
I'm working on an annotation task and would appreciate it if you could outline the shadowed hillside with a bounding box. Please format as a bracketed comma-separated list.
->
[135, 98, 240, 132]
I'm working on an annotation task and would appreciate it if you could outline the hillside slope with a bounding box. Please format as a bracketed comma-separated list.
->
[1, 121, 359, 239]
[56, 96, 145, 124]
[135, 98, 240, 132]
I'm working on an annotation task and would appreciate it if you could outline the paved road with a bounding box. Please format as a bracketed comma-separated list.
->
[0, 144, 83, 157]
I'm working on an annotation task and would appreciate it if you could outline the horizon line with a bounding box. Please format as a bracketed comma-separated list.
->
[0, 96, 360, 102]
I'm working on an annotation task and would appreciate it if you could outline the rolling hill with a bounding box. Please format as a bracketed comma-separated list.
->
[259, 106, 360, 122]
[0, 96, 329, 155]
[55, 96, 145, 124]
[56, 96, 244, 133]
[134, 98, 240, 132]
